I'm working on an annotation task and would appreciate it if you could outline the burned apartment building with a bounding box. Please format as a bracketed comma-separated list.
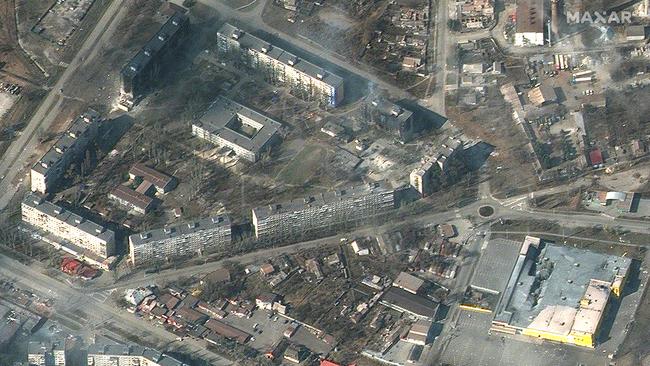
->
[192, 96, 282, 162]
[252, 182, 396, 240]
[216, 23, 344, 107]
[119, 12, 189, 110]
[128, 216, 232, 266]
[367, 99, 419, 143]
[21, 194, 116, 259]
[30, 109, 102, 194]
[410, 136, 464, 196]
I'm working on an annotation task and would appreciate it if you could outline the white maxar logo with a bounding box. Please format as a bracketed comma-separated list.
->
[566, 11, 632, 24]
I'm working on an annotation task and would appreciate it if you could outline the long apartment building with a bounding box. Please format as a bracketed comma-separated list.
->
[22, 194, 115, 259]
[129, 215, 232, 266]
[217, 23, 344, 107]
[119, 12, 189, 109]
[87, 342, 188, 366]
[30, 109, 101, 194]
[27, 340, 66, 366]
[410, 136, 463, 197]
[252, 182, 396, 240]
[192, 96, 282, 162]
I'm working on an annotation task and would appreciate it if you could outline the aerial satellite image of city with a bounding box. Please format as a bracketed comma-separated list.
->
[0, 0, 649, 365]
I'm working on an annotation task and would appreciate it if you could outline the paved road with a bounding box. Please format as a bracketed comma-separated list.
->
[192, 0, 410, 99]
[0, 0, 127, 211]
[0, 254, 233, 365]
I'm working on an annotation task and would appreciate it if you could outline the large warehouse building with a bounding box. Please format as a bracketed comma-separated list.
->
[514, 0, 545, 46]
[217, 23, 344, 107]
[491, 236, 630, 348]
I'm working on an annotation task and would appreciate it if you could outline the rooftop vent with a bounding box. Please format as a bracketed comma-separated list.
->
[164, 227, 173, 234]
[158, 34, 167, 42]
[211, 217, 223, 224]
[232, 30, 243, 40]
[390, 107, 402, 117]
[261, 44, 271, 53]
[187, 222, 197, 229]
[172, 19, 179, 26]
[95, 227, 104, 234]
[316, 73, 324, 80]
[144, 49, 151, 57]
[74, 218, 83, 224]
[53, 208, 63, 215]
[140, 232, 151, 239]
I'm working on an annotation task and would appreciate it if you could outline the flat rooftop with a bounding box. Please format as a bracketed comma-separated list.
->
[381, 287, 439, 319]
[194, 97, 281, 154]
[515, 0, 544, 34]
[494, 241, 630, 330]
[252, 182, 394, 219]
[218, 23, 344, 88]
[370, 99, 414, 125]
[129, 215, 231, 247]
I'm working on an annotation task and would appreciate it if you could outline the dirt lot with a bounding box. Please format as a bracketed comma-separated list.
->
[584, 87, 650, 148]
[0, 1, 48, 156]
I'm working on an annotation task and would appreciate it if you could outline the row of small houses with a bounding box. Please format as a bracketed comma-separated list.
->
[130, 286, 286, 345]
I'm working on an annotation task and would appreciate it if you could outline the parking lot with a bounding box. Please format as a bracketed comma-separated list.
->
[439, 311, 607, 366]
[220, 308, 333, 355]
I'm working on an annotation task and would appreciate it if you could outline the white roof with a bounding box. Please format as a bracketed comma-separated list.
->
[605, 191, 627, 202]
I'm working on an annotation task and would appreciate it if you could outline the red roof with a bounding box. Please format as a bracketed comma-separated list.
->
[589, 148, 603, 166]
[321, 361, 341, 366]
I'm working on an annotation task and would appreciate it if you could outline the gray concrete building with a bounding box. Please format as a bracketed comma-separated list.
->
[27, 340, 65, 366]
[119, 12, 189, 109]
[192, 97, 281, 162]
[252, 182, 396, 240]
[410, 136, 464, 197]
[30, 109, 101, 194]
[129, 215, 232, 266]
[87, 342, 188, 366]
[21, 193, 116, 259]
[217, 23, 344, 107]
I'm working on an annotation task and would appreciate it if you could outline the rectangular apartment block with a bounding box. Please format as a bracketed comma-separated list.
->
[129, 215, 232, 266]
[87, 343, 188, 366]
[21, 194, 115, 259]
[217, 23, 344, 107]
[120, 12, 189, 107]
[30, 109, 101, 194]
[192, 97, 282, 162]
[27, 340, 66, 366]
[252, 182, 396, 240]
[409, 136, 463, 196]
